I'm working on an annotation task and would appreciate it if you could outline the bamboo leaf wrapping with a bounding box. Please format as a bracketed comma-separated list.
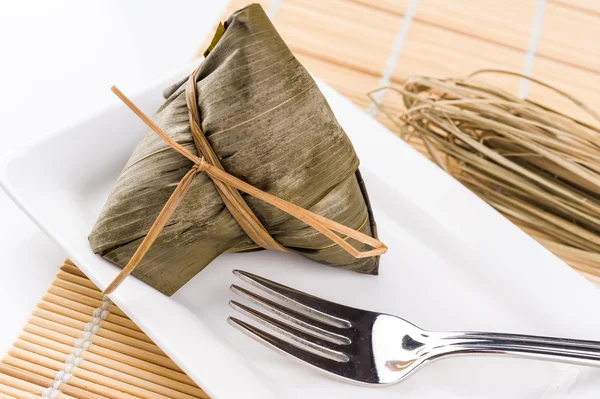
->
[89, 4, 379, 296]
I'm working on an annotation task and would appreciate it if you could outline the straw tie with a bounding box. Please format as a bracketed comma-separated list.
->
[104, 68, 387, 295]
[184, 64, 286, 253]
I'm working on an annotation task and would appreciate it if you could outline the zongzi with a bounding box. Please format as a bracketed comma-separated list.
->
[89, 3, 383, 296]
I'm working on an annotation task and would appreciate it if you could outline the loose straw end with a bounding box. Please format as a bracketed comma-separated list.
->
[102, 281, 118, 296]
[356, 246, 388, 258]
[103, 271, 129, 295]
[111, 86, 122, 98]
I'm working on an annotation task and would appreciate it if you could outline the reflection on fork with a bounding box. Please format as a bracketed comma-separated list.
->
[228, 270, 600, 386]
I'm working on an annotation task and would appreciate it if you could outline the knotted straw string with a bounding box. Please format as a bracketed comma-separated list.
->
[104, 84, 387, 294]
[184, 64, 285, 252]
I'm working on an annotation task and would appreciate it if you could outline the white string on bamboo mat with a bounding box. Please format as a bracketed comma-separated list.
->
[519, 0, 547, 99]
[41, 295, 112, 398]
[368, 0, 419, 117]
[268, 0, 285, 19]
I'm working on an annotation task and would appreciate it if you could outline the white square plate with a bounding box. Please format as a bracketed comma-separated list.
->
[2, 62, 600, 399]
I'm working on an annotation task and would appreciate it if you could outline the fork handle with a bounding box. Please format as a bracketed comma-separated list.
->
[436, 331, 600, 367]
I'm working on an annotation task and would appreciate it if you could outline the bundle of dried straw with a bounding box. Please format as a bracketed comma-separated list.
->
[370, 70, 600, 285]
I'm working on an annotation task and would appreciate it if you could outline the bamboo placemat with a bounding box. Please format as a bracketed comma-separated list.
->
[0, 260, 208, 399]
[204, 0, 600, 285]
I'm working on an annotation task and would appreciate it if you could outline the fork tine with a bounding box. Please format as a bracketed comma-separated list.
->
[228, 317, 354, 376]
[233, 270, 361, 328]
[230, 301, 349, 362]
[231, 285, 351, 345]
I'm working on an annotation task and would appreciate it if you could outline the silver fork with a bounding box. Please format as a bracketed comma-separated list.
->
[228, 270, 600, 386]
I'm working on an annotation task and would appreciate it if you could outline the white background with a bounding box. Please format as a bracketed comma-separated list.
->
[0, 0, 227, 352]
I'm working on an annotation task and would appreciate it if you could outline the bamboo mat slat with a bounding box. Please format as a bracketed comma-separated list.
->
[203, 0, 600, 284]
[554, 0, 600, 14]
[538, 1, 600, 69]
[357, 0, 536, 51]
[212, 0, 600, 123]
[0, 261, 208, 399]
